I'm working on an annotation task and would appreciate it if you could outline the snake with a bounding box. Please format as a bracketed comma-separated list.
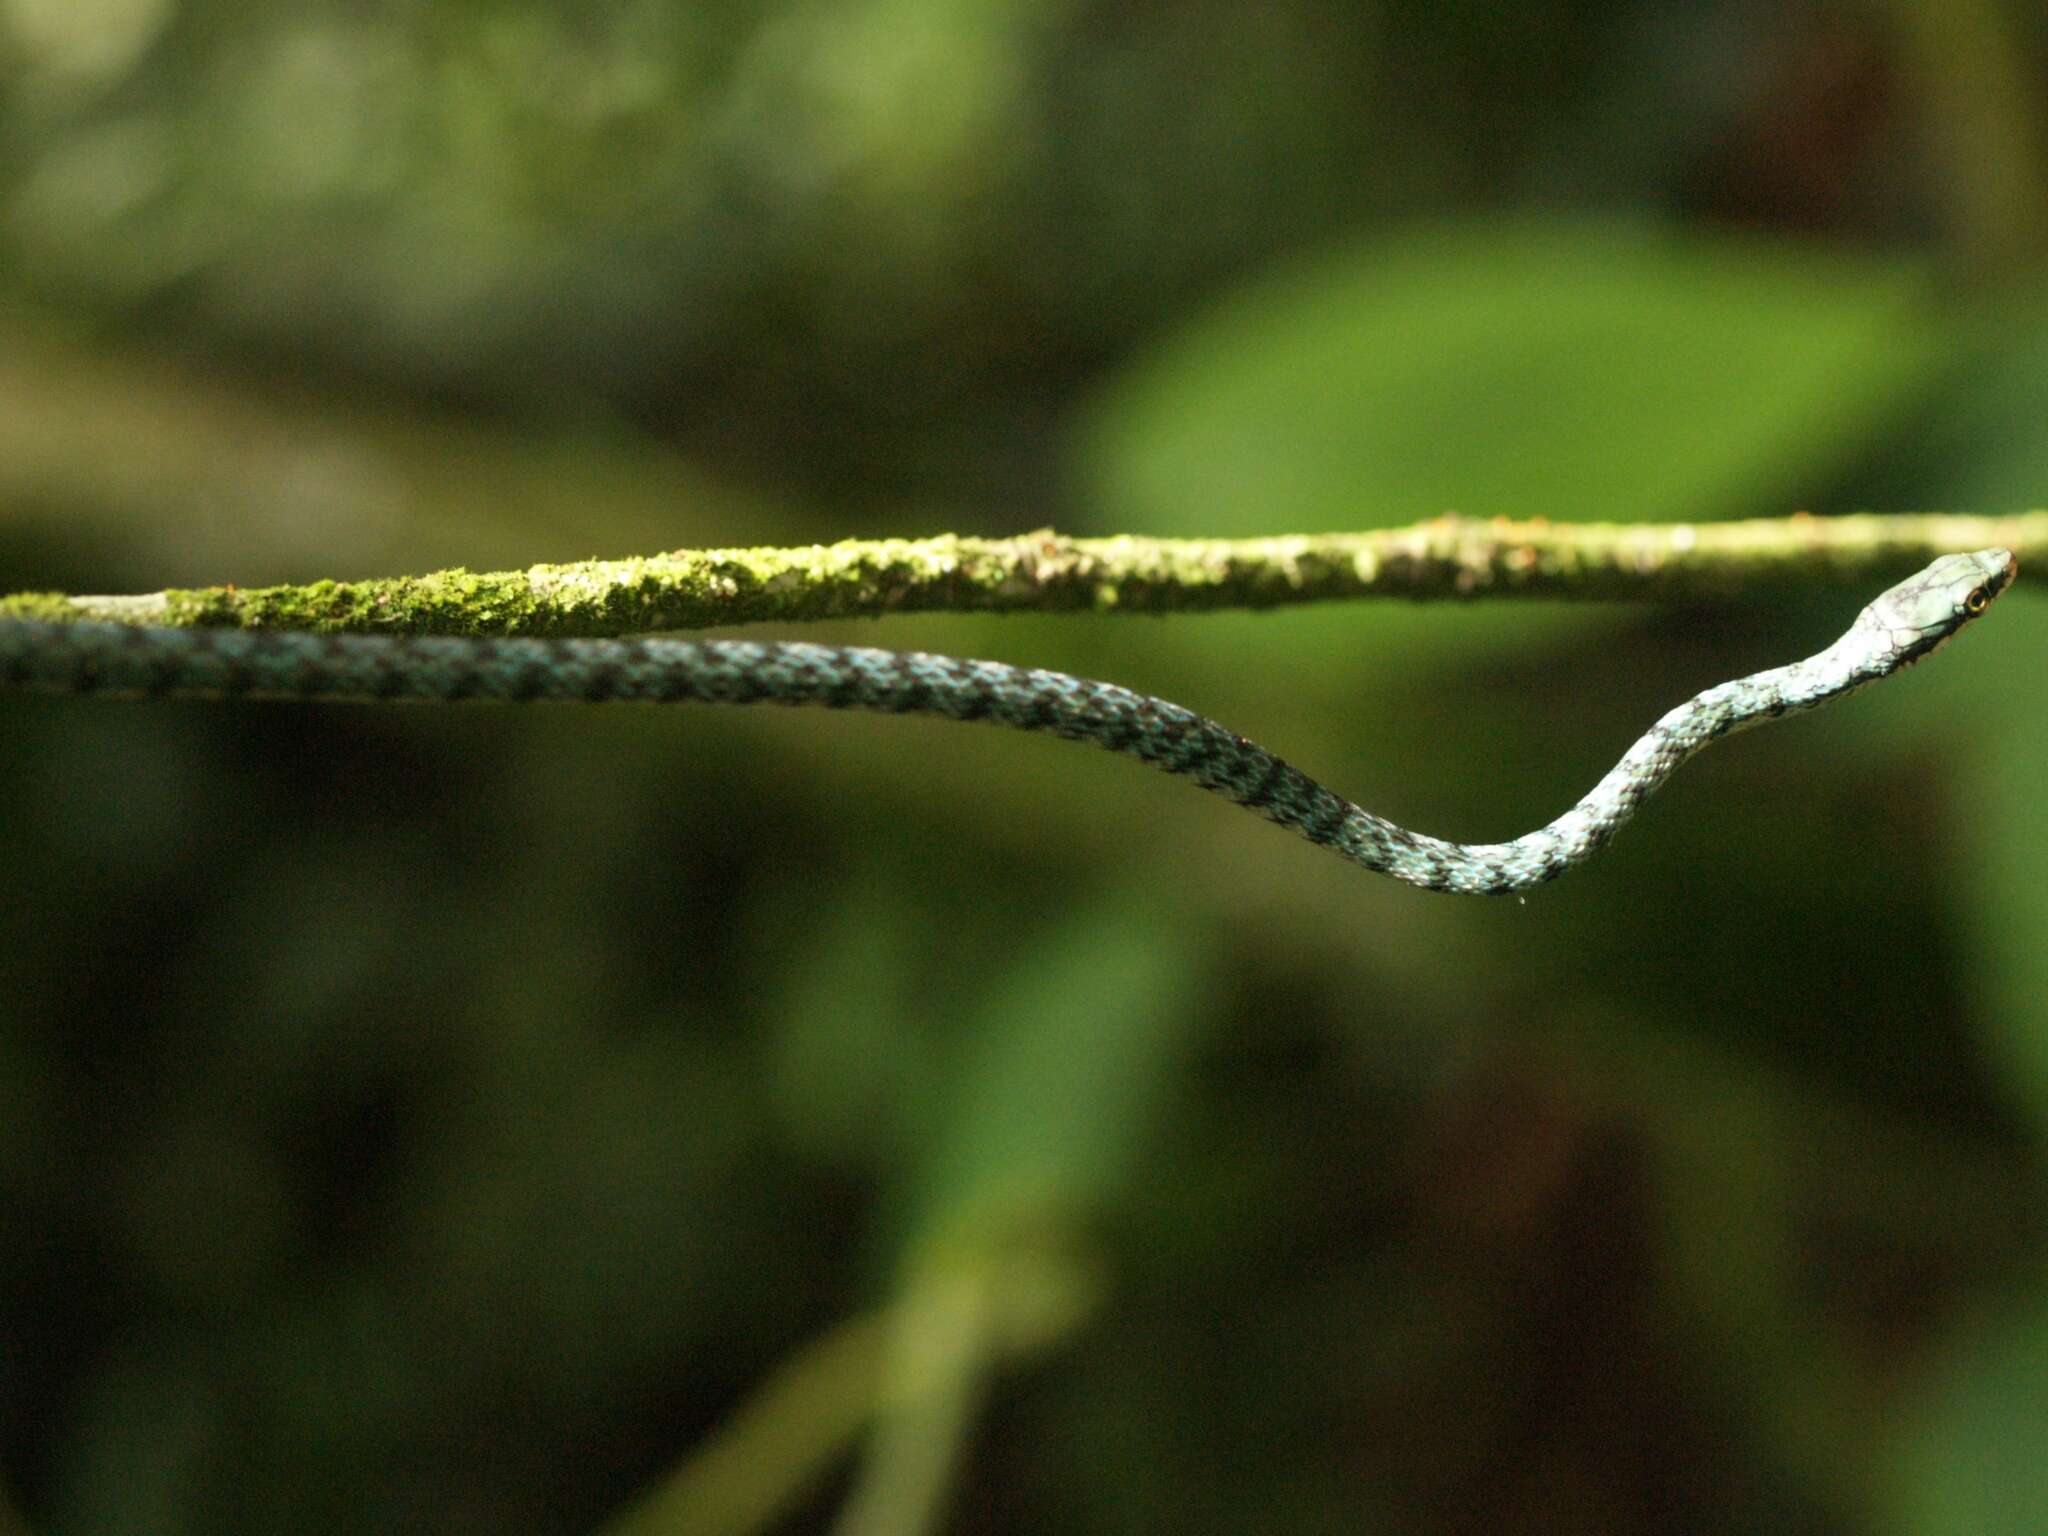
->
[0, 548, 2015, 894]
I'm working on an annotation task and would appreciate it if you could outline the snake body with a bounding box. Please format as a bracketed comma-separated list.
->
[0, 549, 2014, 894]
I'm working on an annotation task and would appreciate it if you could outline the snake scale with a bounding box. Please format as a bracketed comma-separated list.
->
[0, 549, 2015, 894]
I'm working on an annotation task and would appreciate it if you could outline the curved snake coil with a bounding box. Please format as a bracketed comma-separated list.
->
[0, 549, 2015, 894]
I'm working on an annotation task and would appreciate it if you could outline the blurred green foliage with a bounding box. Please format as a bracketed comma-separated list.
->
[4, 2, 2048, 1534]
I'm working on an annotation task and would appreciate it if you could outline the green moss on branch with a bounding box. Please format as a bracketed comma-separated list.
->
[4, 513, 2044, 636]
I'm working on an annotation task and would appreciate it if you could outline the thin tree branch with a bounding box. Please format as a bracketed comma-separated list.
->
[3, 513, 2041, 636]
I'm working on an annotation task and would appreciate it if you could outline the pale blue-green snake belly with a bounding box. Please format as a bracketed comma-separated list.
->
[0, 550, 2015, 894]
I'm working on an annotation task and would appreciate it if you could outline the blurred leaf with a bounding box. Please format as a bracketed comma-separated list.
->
[1891, 1298, 2048, 1536]
[1873, 285, 2048, 1130]
[902, 886, 1202, 1248]
[1956, 600, 2048, 1128]
[630, 890, 1193, 1536]
[1082, 217, 1943, 535]
[1865, 286, 2048, 510]
[820, 889, 1184, 1536]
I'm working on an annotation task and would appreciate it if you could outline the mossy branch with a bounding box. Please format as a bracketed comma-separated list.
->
[4, 513, 2042, 636]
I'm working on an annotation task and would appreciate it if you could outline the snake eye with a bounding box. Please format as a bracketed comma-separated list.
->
[1966, 586, 1990, 615]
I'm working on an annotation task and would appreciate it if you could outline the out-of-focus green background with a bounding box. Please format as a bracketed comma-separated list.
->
[4, 2, 2048, 1532]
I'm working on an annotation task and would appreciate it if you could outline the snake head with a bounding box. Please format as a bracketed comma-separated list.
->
[1862, 547, 2016, 668]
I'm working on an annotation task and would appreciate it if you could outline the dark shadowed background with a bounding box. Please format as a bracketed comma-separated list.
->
[4, 2, 2048, 1532]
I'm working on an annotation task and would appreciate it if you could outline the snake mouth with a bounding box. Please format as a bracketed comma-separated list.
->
[1969, 548, 2020, 619]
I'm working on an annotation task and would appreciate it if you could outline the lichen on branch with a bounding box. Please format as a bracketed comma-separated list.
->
[3, 513, 2043, 636]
